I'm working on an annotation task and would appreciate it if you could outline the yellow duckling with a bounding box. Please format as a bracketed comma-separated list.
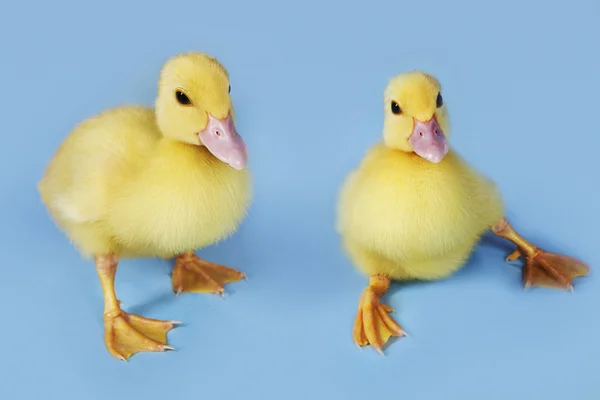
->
[336, 71, 590, 354]
[38, 52, 252, 360]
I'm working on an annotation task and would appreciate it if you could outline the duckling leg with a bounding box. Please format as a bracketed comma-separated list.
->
[491, 217, 590, 290]
[171, 251, 246, 295]
[353, 275, 407, 355]
[95, 255, 179, 361]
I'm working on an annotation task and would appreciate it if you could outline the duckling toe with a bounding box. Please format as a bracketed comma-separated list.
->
[505, 249, 523, 263]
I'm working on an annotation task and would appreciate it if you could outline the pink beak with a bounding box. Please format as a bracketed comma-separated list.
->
[408, 117, 449, 163]
[198, 114, 248, 170]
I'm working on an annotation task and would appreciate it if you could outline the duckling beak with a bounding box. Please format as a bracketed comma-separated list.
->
[408, 117, 448, 163]
[198, 114, 248, 170]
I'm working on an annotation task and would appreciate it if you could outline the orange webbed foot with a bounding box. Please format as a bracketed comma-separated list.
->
[104, 309, 180, 361]
[522, 250, 590, 291]
[172, 252, 246, 295]
[352, 276, 407, 354]
[493, 218, 590, 291]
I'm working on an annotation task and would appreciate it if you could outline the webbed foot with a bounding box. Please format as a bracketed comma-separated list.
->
[172, 252, 246, 295]
[493, 218, 590, 290]
[104, 309, 180, 361]
[352, 275, 407, 354]
[95, 254, 179, 361]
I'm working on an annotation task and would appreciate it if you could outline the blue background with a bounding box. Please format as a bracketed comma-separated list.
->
[1, 0, 599, 398]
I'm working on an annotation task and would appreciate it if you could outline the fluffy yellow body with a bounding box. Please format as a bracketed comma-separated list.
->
[39, 106, 251, 259]
[337, 144, 503, 281]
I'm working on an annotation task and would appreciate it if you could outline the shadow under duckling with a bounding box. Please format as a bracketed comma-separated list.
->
[38, 52, 252, 361]
[336, 71, 590, 354]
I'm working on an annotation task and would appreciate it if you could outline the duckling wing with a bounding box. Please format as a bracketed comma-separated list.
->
[39, 106, 160, 225]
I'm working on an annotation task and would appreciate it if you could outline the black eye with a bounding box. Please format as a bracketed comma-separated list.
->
[228, 85, 231, 93]
[175, 90, 192, 105]
[391, 101, 402, 115]
[436, 92, 443, 108]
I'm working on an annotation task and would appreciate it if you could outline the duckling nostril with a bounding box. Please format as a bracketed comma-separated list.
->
[215, 130, 221, 137]
[419, 131, 424, 137]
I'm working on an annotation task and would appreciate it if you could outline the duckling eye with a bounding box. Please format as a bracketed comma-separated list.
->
[175, 90, 192, 106]
[436, 92, 443, 108]
[228, 85, 231, 93]
[391, 101, 402, 115]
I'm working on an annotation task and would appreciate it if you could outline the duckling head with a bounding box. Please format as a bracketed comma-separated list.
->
[155, 52, 247, 170]
[382, 70, 450, 163]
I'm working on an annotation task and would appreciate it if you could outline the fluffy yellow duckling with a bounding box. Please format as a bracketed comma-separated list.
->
[38, 52, 251, 360]
[336, 71, 590, 354]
